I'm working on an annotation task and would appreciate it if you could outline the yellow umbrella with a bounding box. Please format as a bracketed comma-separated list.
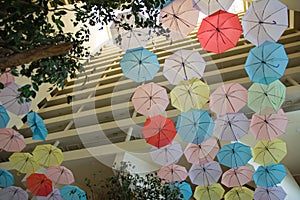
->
[253, 138, 287, 166]
[32, 144, 64, 167]
[9, 152, 39, 174]
[170, 78, 209, 112]
[194, 183, 224, 200]
[224, 187, 254, 200]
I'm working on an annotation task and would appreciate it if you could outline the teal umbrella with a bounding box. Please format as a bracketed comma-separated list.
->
[60, 185, 87, 200]
[27, 112, 48, 141]
[253, 164, 286, 188]
[0, 105, 10, 128]
[168, 181, 193, 200]
[0, 168, 14, 188]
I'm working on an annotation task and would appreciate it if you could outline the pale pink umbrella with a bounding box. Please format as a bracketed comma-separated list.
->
[157, 164, 188, 183]
[150, 141, 183, 166]
[0, 128, 26, 152]
[0, 68, 15, 87]
[45, 166, 75, 185]
[221, 166, 254, 188]
[184, 137, 219, 165]
[250, 109, 288, 141]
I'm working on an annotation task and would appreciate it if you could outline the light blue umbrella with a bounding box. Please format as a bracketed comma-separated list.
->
[217, 142, 252, 168]
[60, 185, 87, 200]
[167, 181, 193, 200]
[176, 109, 214, 144]
[0, 105, 10, 128]
[27, 112, 48, 141]
[245, 42, 288, 85]
[253, 164, 287, 188]
[0, 168, 14, 188]
[120, 47, 160, 83]
[0, 186, 28, 200]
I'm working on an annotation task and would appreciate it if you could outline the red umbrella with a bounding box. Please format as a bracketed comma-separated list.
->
[157, 164, 188, 183]
[197, 10, 242, 54]
[142, 115, 177, 148]
[26, 173, 53, 196]
[221, 166, 254, 188]
[0, 128, 26, 152]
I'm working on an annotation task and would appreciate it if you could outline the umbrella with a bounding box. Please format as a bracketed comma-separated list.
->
[184, 137, 219, 165]
[192, 0, 235, 16]
[32, 144, 64, 167]
[241, 0, 288, 46]
[253, 164, 287, 188]
[120, 47, 160, 83]
[0, 168, 14, 188]
[224, 187, 254, 200]
[131, 82, 169, 117]
[26, 173, 53, 196]
[37, 188, 63, 200]
[176, 109, 214, 144]
[254, 186, 287, 200]
[163, 49, 206, 85]
[221, 166, 254, 188]
[0, 68, 15, 87]
[250, 109, 288, 140]
[142, 115, 177, 148]
[45, 166, 75, 185]
[213, 113, 250, 141]
[170, 78, 210, 112]
[167, 181, 193, 200]
[217, 142, 252, 168]
[60, 185, 87, 200]
[245, 42, 289, 85]
[157, 164, 188, 183]
[27, 112, 48, 141]
[248, 80, 286, 115]
[197, 10, 242, 54]
[0, 105, 10, 128]
[253, 138, 287, 166]
[0, 82, 31, 115]
[189, 161, 222, 186]
[0, 186, 28, 200]
[209, 83, 247, 116]
[194, 183, 225, 200]
[149, 141, 183, 166]
[0, 128, 26, 152]
[9, 152, 39, 174]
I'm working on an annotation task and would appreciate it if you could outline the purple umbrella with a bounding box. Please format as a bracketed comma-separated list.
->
[189, 161, 222, 186]
[0, 186, 28, 200]
[254, 186, 287, 200]
[150, 141, 183, 166]
[37, 188, 63, 200]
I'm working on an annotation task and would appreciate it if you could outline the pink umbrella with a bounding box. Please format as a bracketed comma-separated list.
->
[209, 83, 247, 116]
[189, 161, 222, 186]
[36, 188, 63, 200]
[157, 164, 188, 183]
[0, 128, 26, 152]
[221, 166, 254, 188]
[45, 166, 75, 185]
[250, 109, 288, 141]
[0, 68, 15, 87]
[184, 137, 219, 165]
[150, 141, 183, 166]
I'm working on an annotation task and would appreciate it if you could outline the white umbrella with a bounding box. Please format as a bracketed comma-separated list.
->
[192, 0, 235, 16]
[150, 141, 183, 166]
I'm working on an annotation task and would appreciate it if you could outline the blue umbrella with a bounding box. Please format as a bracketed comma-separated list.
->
[120, 47, 160, 83]
[0, 168, 14, 188]
[217, 142, 252, 168]
[176, 109, 214, 144]
[253, 164, 287, 188]
[60, 185, 87, 200]
[0, 105, 10, 128]
[156, 0, 174, 9]
[245, 42, 288, 85]
[27, 112, 48, 141]
[167, 181, 193, 200]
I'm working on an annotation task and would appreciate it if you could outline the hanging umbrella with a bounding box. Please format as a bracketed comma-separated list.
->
[197, 10, 242, 54]
[157, 164, 188, 183]
[32, 144, 64, 167]
[184, 137, 219, 165]
[253, 164, 287, 188]
[221, 166, 254, 188]
[176, 109, 214, 144]
[0, 186, 28, 200]
[45, 166, 75, 185]
[217, 142, 252, 168]
[142, 115, 177, 148]
[0, 68, 15, 87]
[60, 185, 87, 200]
[26, 173, 53, 197]
[209, 83, 247, 116]
[131, 82, 169, 117]
[254, 186, 287, 200]
[213, 113, 250, 141]
[9, 152, 39, 174]
[0, 82, 31, 115]
[149, 141, 183, 166]
[242, 0, 288, 46]
[37, 188, 63, 200]
[189, 161, 222, 186]
[224, 187, 254, 200]
[120, 47, 160, 83]
[250, 109, 288, 140]
[27, 112, 48, 141]
[170, 78, 210, 112]
[0, 168, 14, 188]
[253, 138, 287, 166]
[163, 49, 206, 85]
[192, 0, 235, 16]
[0, 105, 10, 128]
[248, 80, 286, 115]
[194, 183, 225, 200]
[167, 181, 193, 200]
[0, 128, 26, 152]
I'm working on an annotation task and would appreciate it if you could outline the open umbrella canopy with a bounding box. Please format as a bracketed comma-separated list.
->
[0, 186, 28, 200]
[242, 0, 288, 46]
[120, 47, 160, 83]
[37, 188, 63, 200]
[248, 80, 286, 115]
[26, 173, 53, 197]
[150, 141, 183, 166]
[27, 112, 48, 141]
[192, 0, 235, 16]
[224, 187, 254, 200]
[0, 69, 15, 87]
[163, 50, 206, 85]
[221, 166, 254, 188]
[0, 168, 14, 188]
[32, 144, 64, 167]
[0, 105, 10, 128]
[189, 161, 222, 186]
[167, 181, 193, 200]
[60, 185, 87, 200]
[253, 164, 287, 188]
[0, 128, 26, 152]
[9, 152, 39, 174]
[157, 164, 188, 183]
[197, 10, 242, 54]
[254, 186, 287, 200]
[46, 166, 75, 185]
[194, 183, 225, 200]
